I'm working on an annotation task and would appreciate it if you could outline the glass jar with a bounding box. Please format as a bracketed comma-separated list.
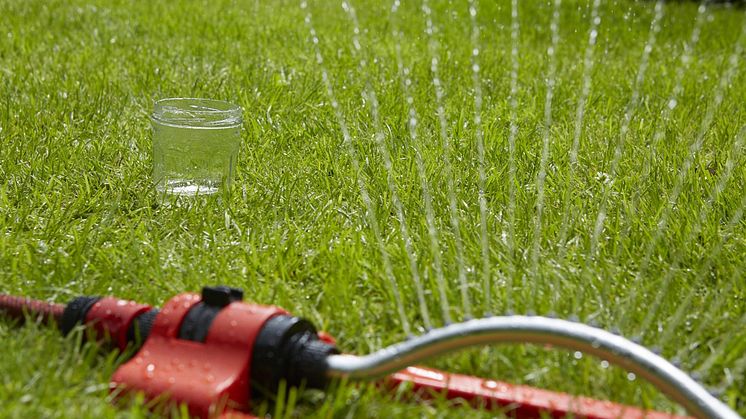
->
[151, 98, 242, 196]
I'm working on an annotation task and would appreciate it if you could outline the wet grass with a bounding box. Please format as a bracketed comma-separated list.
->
[1, 0, 745, 417]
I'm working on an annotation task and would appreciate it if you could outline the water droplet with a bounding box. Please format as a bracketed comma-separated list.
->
[483, 380, 498, 389]
[627, 372, 636, 381]
[573, 351, 583, 360]
[600, 360, 609, 369]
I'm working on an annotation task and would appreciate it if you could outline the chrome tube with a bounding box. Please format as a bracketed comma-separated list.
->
[325, 316, 739, 419]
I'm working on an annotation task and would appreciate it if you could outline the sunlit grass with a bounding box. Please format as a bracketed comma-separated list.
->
[1, 0, 744, 417]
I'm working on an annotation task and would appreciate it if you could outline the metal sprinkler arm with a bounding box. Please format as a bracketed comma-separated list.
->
[325, 316, 739, 419]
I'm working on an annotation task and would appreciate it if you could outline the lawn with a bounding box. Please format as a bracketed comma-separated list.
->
[1, 0, 745, 417]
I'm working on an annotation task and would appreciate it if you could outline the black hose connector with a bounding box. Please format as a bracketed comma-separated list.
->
[178, 286, 245, 343]
[250, 315, 339, 397]
[126, 308, 160, 346]
[60, 296, 100, 336]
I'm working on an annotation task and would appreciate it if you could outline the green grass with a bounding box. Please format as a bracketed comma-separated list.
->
[1, 0, 745, 417]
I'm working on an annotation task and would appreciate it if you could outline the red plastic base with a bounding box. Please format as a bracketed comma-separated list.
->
[388, 366, 691, 419]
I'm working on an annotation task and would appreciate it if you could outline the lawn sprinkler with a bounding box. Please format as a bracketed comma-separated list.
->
[0, 286, 738, 419]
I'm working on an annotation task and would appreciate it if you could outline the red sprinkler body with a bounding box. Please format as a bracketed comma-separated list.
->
[0, 287, 690, 419]
[108, 292, 283, 418]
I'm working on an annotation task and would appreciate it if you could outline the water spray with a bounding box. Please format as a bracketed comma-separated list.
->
[0, 286, 738, 419]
